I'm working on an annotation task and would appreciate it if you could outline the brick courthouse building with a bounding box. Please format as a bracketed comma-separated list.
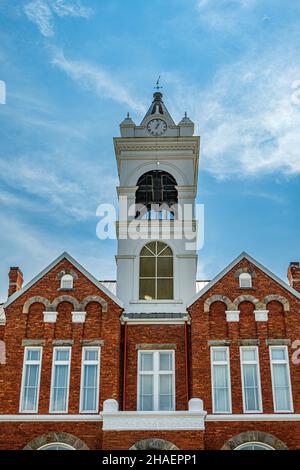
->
[1, 92, 300, 451]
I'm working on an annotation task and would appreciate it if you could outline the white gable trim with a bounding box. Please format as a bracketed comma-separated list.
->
[188, 251, 300, 307]
[4, 252, 124, 309]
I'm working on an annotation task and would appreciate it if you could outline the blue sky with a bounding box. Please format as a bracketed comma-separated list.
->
[0, 0, 300, 301]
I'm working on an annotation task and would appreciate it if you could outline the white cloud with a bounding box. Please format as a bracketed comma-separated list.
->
[51, 49, 146, 113]
[166, 51, 300, 178]
[24, 0, 93, 37]
[24, 0, 54, 37]
[51, 0, 92, 18]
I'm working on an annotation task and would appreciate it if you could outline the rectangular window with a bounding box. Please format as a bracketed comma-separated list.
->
[49, 347, 71, 413]
[20, 347, 42, 413]
[138, 350, 175, 411]
[269, 346, 293, 412]
[80, 347, 100, 413]
[211, 347, 231, 413]
[240, 347, 262, 413]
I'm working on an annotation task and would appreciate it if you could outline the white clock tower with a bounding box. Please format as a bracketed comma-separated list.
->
[114, 90, 200, 317]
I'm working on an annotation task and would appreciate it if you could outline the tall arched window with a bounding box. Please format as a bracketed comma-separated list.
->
[135, 170, 178, 219]
[139, 241, 173, 300]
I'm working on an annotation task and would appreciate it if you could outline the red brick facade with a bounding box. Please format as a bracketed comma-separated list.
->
[1, 253, 300, 450]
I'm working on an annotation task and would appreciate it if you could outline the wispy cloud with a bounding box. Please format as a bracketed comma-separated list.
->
[51, 49, 146, 113]
[166, 47, 300, 178]
[196, 0, 257, 29]
[24, 0, 93, 37]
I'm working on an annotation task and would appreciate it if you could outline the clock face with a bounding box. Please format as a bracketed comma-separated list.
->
[147, 119, 167, 136]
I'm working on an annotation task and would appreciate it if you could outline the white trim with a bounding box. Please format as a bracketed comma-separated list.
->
[210, 346, 232, 414]
[2, 412, 300, 423]
[254, 310, 269, 322]
[43, 311, 58, 323]
[240, 346, 263, 413]
[71, 311, 86, 323]
[49, 347, 71, 414]
[206, 413, 300, 421]
[188, 251, 300, 307]
[0, 414, 102, 422]
[269, 345, 294, 413]
[4, 252, 123, 309]
[122, 317, 190, 325]
[137, 350, 175, 412]
[226, 310, 240, 322]
[79, 346, 101, 413]
[19, 347, 43, 414]
[102, 410, 206, 431]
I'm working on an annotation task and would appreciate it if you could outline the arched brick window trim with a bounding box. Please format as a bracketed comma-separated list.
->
[23, 432, 89, 450]
[233, 295, 264, 310]
[56, 269, 78, 280]
[82, 295, 108, 313]
[234, 267, 256, 278]
[221, 431, 288, 450]
[129, 438, 179, 450]
[204, 295, 235, 313]
[23, 296, 51, 314]
[264, 294, 290, 312]
[51, 295, 82, 311]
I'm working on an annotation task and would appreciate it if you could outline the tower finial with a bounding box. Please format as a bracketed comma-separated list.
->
[154, 75, 163, 91]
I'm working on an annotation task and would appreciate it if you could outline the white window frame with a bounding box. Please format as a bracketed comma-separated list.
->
[19, 347, 43, 413]
[60, 274, 73, 289]
[137, 350, 175, 412]
[240, 346, 262, 413]
[239, 272, 252, 288]
[210, 346, 232, 414]
[80, 346, 101, 413]
[269, 345, 293, 413]
[49, 347, 71, 413]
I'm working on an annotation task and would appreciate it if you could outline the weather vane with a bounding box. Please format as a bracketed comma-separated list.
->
[154, 76, 163, 91]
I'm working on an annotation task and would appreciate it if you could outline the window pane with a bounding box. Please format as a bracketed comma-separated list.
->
[22, 364, 39, 411]
[157, 257, 173, 277]
[273, 363, 291, 411]
[139, 375, 153, 411]
[243, 364, 259, 411]
[84, 349, 98, 361]
[25, 364, 39, 387]
[241, 349, 256, 361]
[159, 352, 172, 371]
[139, 279, 155, 300]
[159, 246, 173, 257]
[82, 364, 97, 411]
[140, 353, 153, 371]
[213, 364, 230, 412]
[55, 349, 69, 361]
[271, 348, 286, 361]
[141, 242, 156, 256]
[212, 349, 227, 362]
[26, 349, 40, 361]
[157, 279, 173, 299]
[140, 257, 155, 277]
[52, 364, 69, 411]
[159, 375, 173, 411]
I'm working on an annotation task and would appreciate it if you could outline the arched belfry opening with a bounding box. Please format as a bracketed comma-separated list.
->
[135, 170, 178, 219]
